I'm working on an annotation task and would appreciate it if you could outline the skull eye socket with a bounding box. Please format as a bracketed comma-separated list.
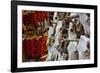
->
[87, 42, 90, 49]
[74, 50, 78, 54]
[55, 17, 57, 20]
[84, 50, 90, 57]
[70, 29, 73, 32]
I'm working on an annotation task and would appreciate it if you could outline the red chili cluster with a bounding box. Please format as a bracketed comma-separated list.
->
[23, 37, 48, 61]
[22, 11, 48, 61]
[22, 11, 48, 28]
